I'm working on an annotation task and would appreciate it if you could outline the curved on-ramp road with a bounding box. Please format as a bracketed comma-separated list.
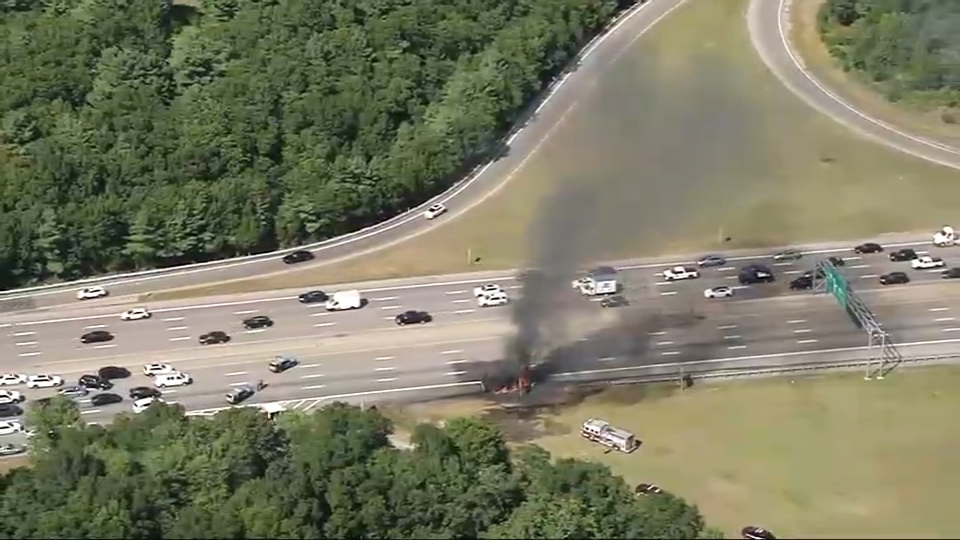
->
[747, 0, 960, 170]
[3, 0, 956, 309]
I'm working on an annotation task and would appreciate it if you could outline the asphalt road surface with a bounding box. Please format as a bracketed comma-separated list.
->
[2, 239, 960, 444]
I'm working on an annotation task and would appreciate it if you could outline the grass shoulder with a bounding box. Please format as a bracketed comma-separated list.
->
[387, 365, 960, 538]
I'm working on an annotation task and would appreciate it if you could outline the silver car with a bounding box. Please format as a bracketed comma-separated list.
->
[58, 385, 89, 398]
[772, 249, 802, 262]
[696, 254, 727, 267]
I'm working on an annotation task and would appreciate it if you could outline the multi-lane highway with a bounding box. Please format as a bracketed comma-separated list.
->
[2, 238, 960, 445]
[0, 0, 955, 319]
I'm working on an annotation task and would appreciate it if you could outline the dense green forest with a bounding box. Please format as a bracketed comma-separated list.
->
[0, 400, 720, 538]
[0, 0, 632, 289]
[818, 0, 960, 108]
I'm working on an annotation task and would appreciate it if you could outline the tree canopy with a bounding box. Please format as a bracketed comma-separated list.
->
[0, 399, 720, 539]
[0, 0, 633, 289]
[818, 0, 960, 107]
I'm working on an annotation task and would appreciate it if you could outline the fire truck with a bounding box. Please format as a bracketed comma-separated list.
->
[580, 418, 639, 453]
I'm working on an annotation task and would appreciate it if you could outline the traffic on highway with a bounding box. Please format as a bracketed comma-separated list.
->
[2, 237, 960, 446]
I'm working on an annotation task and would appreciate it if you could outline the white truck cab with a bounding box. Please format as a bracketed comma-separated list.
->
[572, 266, 619, 296]
[325, 290, 363, 311]
[933, 226, 956, 247]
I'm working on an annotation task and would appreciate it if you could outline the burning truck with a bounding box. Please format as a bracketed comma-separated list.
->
[480, 341, 551, 395]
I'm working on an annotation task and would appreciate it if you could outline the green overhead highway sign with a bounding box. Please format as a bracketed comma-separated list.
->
[824, 264, 848, 307]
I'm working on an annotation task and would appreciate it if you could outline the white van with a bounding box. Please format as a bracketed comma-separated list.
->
[132, 397, 162, 414]
[153, 372, 192, 388]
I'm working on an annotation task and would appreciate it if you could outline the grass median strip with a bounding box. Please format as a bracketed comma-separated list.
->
[387, 365, 960, 538]
[148, 0, 960, 303]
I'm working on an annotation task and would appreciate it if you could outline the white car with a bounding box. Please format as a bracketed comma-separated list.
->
[478, 293, 509, 307]
[911, 256, 945, 269]
[0, 374, 25, 386]
[132, 397, 163, 414]
[662, 266, 700, 281]
[0, 421, 23, 436]
[703, 286, 735, 299]
[142, 363, 176, 377]
[26, 374, 63, 389]
[154, 372, 192, 388]
[0, 390, 22, 405]
[423, 203, 447, 220]
[77, 286, 108, 300]
[120, 307, 152, 321]
[473, 283, 504, 297]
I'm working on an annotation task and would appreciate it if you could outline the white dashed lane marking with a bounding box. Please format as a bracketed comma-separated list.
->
[930, 307, 950, 312]
[225, 371, 247, 376]
[233, 310, 258, 315]
[380, 305, 401, 310]
[313, 322, 336, 328]
[14, 341, 37, 346]
[11, 331, 34, 337]
[445, 371, 467, 376]
[661, 351, 680, 356]
[376, 378, 398, 383]
[375, 367, 396, 372]
[373, 296, 399, 301]
[162, 317, 184, 322]
[934, 317, 956, 322]
[445, 290, 467, 295]
[169, 336, 190, 342]
[375, 356, 395, 361]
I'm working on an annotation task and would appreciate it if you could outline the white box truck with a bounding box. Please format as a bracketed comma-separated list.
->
[325, 290, 363, 311]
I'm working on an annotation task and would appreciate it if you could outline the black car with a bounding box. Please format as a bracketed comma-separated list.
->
[129, 386, 161, 400]
[879, 271, 910, 285]
[741, 526, 777, 540]
[90, 393, 123, 407]
[942, 268, 960, 279]
[226, 385, 255, 405]
[738, 264, 775, 285]
[0, 404, 22, 418]
[79, 374, 113, 390]
[635, 483, 664, 496]
[854, 242, 883, 254]
[696, 254, 727, 267]
[97, 366, 130, 380]
[889, 248, 918, 262]
[827, 256, 845, 267]
[282, 250, 314, 265]
[789, 276, 813, 290]
[269, 355, 298, 373]
[600, 295, 629, 308]
[395, 310, 432, 326]
[298, 290, 328, 304]
[80, 330, 113, 344]
[199, 331, 230, 345]
[242, 315, 274, 330]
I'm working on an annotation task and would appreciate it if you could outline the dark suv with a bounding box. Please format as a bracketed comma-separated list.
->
[80, 330, 113, 344]
[395, 310, 432, 326]
[297, 290, 328, 304]
[889, 248, 917, 262]
[0, 404, 22, 418]
[789, 276, 813, 290]
[129, 387, 161, 400]
[738, 264, 775, 285]
[854, 242, 883, 254]
[78, 374, 113, 390]
[282, 250, 314, 265]
[199, 331, 230, 345]
[242, 316, 274, 330]
[942, 268, 960, 279]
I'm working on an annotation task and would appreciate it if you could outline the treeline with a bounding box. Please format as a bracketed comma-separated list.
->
[0, 0, 633, 289]
[818, 0, 960, 107]
[0, 399, 721, 539]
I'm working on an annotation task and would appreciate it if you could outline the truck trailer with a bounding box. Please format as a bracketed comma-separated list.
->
[325, 290, 363, 311]
[572, 266, 619, 296]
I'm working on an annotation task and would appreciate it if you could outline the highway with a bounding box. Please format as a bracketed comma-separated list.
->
[747, 0, 960, 169]
[0, 0, 956, 317]
[2, 240, 960, 444]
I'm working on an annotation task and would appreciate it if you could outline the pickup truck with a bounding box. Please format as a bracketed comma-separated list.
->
[910, 256, 945, 270]
[662, 266, 700, 281]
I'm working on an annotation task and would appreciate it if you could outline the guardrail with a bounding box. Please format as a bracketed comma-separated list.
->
[182, 351, 960, 418]
[0, 0, 658, 301]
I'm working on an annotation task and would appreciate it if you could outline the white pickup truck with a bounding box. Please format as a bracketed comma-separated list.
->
[662, 266, 700, 281]
[911, 256, 945, 269]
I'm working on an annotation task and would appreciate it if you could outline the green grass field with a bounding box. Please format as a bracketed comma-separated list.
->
[391, 366, 960, 539]
[149, 0, 960, 303]
[789, 0, 960, 146]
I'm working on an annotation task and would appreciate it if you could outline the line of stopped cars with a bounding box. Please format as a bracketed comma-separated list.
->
[650, 240, 960, 298]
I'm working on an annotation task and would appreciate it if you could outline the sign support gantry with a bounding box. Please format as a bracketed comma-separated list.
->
[811, 259, 902, 379]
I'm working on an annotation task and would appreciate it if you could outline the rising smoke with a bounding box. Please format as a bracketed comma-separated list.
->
[505, 46, 769, 375]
